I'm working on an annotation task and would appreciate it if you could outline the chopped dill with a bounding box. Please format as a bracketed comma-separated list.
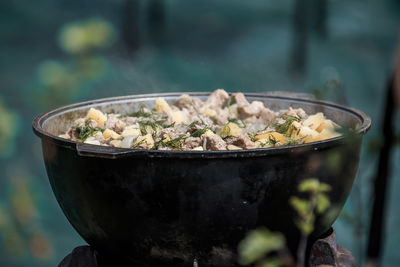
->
[126, 106, 152, 118]
[162, 121, 176, 128]
[76, 126, 103, 141]
[138, 121, 158, 135]
[248, 133, 256, 142]
[258, 140, 270, 148]
[162, 135, 187, 150]
[188, 121, 200, 128]
[131, 138, 146, 149]
[274, 115, 300, 135]
[283, 139, 302, 146]
[191, 128, 213, 137]
[268, 134, 277, 146]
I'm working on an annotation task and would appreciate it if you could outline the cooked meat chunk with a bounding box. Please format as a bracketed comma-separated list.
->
[66, 127, 79, 141]
[106, 114, 126, 133]
[279, 107, 307, 119]
[238, 101, 265, 118]
[233, 135, 256, 149]
[243, 116, 263, 124]
[121, 116, 138, 125]
[205, 89, 229, 109]
[213, 108, 229, 125]
[175, 94, 193, 109]
[232, 93, 249, 107]
[260, 108, 275, 123]
[203, 135, 227, 151]
[74, 118, 86, 127]
[182, 137, 202, 150]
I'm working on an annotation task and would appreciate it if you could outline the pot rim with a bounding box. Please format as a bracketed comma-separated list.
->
[32, 92, 371, 159]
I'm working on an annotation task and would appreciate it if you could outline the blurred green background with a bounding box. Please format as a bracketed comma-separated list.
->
[0, 0, 399, 266]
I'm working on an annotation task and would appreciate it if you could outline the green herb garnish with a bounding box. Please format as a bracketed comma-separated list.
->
[268, 134, 277, 146]
[162, 135, 187, 150]
[138, 120, 158, 135]
[283, 139, 301, 146]
[127, 106, 152, 118]
[76, 126, 103, 141]
[132, 138, 146, 149]
[191, 128, 213, 137]
[162, 121, 176, 128]
[248, 133, 256, 142]
[274, 115, 300, 135]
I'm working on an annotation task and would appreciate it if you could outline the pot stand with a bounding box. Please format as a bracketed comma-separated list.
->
[58, 228, 355, 267]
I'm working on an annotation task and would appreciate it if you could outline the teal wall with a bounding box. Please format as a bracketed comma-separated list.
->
[0, 0, 399, 266]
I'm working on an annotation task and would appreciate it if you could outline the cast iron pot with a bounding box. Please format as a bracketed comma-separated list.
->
[32, 92, 370, 267]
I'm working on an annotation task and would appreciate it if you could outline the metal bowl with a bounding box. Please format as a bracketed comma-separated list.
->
[32, 92, 370, 267]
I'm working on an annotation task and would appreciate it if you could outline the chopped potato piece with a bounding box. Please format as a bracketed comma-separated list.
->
[313, 128, 341, 142]
[121, 128, 141, 137]
[218, 122, 242, 138]
[227, 144, 243, 150]
[292, 121, 302, 130]
[135, 133, 154, 148]
[316, 119, 337, 133]
[125, 124, 139, 130]
[120, 136, 136, 148]
[155, 97, 171, 113]
[203, 129, 216, 136]
[86, 108, 107, 128]
[103, 129, 121, 139]
[110, 140, 122, 147]
[204, 108, 217, 117]
[255, 132, 286, 143]
[297, 126, 319, 143]
[303, 112, 325, 131]
[162, 134, 171, 143]
[228, 104, 239, 118]
[84, 137, 101, 145]
[191, 146, 204, 151]
[171, 110, 187, 124]
[59, 134, 70, 139]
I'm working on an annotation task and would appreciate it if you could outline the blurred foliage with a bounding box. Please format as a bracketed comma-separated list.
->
[30, 17, 117, 110]
[290, 179, 331, 236]
[238, 228, 285, 266]
[0, 99, 21, 158]
[0, 16, 117, 266]
[58, 18, 116, 55]
[238, 179, 331, 267]
[0, 171, 52, 261]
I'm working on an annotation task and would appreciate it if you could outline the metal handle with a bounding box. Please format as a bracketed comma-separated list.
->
[76, 143, 123, 159]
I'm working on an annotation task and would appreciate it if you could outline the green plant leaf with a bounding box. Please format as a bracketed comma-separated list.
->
[298, 179, 331, 193]
[316, 193, 330, 214]
[238, 228, 285, 265]
[256, 257, 282, 267]
[289, 196, 310, 217]
[295, 214, 315, 235]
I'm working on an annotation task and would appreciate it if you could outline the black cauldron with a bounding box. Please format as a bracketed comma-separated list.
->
[32, 92, 370, 267]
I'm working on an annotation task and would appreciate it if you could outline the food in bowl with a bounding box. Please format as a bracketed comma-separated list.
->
[58, 89, 341, 151]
